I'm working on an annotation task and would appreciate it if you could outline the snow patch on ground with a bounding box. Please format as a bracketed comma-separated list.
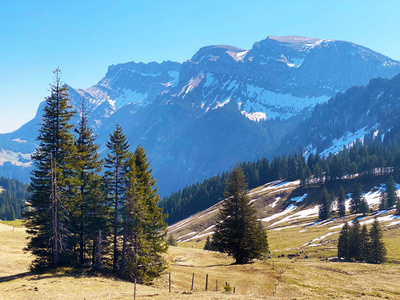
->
[328, 213, 400, 230]
[291, 193, 308, 203]
[269, 197, 281, 208]
[269, 204, 318, 228]
[181, 224, 216, 242]
[260, 180, 300, 193]
[304, 231, 339, 247]
[260, 204, 297, 223]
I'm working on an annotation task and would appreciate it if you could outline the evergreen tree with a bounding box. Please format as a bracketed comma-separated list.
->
[314, 163, 323, 183]
[383, 175, 397, 209]
[396, 197, 400, 215]
[359, 224, 369, 261]
[24, 69, 77, 269]
[167, 235, 177, 246]
[348, 218, 361, 260]
[204, 236, 212, 250]
[337, 185, 346, 218]
[337, 222, 350, 259]
[72, 99, 109, 267]
[350, 183, 362, 213]
[318, 186, 331, 220]
[122, 146, 168, 283]
[359, 196, 369, 216]
[104, 124, 131, 271]
[287, 155, 298, 181]
[212, 166, 268, 264]
[368, 218, 387, 264]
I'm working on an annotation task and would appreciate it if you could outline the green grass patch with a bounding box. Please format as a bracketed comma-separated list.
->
[2, 219, 25, 227]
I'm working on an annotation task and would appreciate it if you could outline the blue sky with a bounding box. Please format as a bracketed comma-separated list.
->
[1, 0, 400, 133]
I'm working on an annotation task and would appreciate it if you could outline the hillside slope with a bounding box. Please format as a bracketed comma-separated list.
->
[168, 178, 400, 265]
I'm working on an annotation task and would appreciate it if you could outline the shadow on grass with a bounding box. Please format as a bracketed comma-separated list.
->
[0, 268, 110, 283]
[0, 272, 32, 283]
[170, 263, 234, 268]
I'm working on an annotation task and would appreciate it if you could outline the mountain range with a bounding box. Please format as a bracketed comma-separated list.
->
[1, 35, 400, 196]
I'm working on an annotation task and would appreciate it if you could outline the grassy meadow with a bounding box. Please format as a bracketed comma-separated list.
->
[1, 217, 400, 299]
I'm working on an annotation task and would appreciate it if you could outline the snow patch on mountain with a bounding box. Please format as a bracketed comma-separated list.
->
[241, 111, 267, 122]
[0, 149, 31, 167]
[320, 126, 369, 157]
[213, 98, 231, 109]
[287, 57, 305, 68]
[167, 70, 180, 87]
[114, 89, 149, 108]
[242, 87, 329, 120]
[227, 50, 248, 62]
[203, 73, 215, 89]
[179, 73, 204, 97]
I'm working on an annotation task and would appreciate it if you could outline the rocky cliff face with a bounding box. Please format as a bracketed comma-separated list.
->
[1, 36, 400, 195]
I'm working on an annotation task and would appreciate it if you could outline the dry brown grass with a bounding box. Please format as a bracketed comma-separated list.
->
[2, 205, 400, 299]
[0, 222, 278, 299]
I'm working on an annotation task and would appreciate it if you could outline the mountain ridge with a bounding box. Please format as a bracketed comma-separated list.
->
[2, 35, 400, 195]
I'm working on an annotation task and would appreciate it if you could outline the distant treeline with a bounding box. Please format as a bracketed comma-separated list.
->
[0, 176, 28, 221]
[160, 132, 400, 225]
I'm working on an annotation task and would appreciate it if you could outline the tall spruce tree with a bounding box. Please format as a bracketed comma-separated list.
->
[132, 146, 168, 282]
[104, 124, 131, 271]
[368, 218, 387, 264]
[337, 222, 350, 259]
[25, 69, 77, 269]
[382, 175, 397, 209]
[359, 224, 369, 261]
[119, 146, 168, 283]
[318, 186, 331, 220]
[73, 99, 108, 266]
[204, 236, 212, 250]
[337, 185, 346, 218]
[350, 183, 362, 213]
[359, 196, 369, 216]
[348, 218, 361, 260]
[212, 166, 268, 264]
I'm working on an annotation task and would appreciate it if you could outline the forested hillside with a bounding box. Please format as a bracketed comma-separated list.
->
[0, 176, 28, 220]
[161, 134, 400, 224]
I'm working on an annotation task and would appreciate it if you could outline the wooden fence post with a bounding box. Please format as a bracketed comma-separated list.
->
[134, 279, 136, 300]
[216, 279, 218, 291]
[205, 274, 208, 291]
[169, 272, 171, 293]
[191, 273, 194, 290]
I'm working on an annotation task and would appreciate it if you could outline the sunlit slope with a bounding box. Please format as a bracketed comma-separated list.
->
[168, 178, 400, 262]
